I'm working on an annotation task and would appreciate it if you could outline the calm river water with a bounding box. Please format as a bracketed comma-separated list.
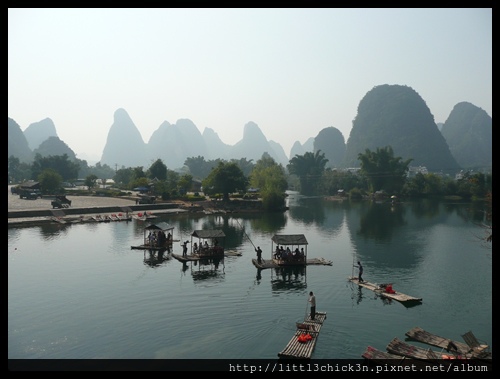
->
[8, 193, 492, 368]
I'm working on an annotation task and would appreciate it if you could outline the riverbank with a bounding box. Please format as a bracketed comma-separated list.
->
[8, 186, 264, 227]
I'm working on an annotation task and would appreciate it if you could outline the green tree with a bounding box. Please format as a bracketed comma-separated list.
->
[8, 156, 32, 183]
[178, 174, 193, 195]
[230, 157, 255, 177]
[403, 172, 426, 197]
[357, 146, 412, 194]
[320, 169, 366, 195]
[202, 161, 247, 201]
[249, 156, 288, 211]
[148, 159, 167, 181]
[184, 156, 208, 179]
[422, 173, 443, 196]
[31, 153, 80, 181]
[85, 174, 98, 191]
[37, 168, 63, 194]
[114, 168, 135, 187]
[287, 150, 328, 195]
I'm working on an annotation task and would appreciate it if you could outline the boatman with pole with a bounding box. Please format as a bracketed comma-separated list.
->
[255, 246, 262, 264]
[355, 261, 364, 282]
[308, 291, 316, 320]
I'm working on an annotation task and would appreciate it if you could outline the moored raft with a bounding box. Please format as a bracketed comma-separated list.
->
[361, 346, 430, 369]
[386, 337, 452, 361]
[131, 223, 175, 250]
[278, 311, 327, 359]
[405, 327, 470, 354]
[348, 277, 422, 303]
[405, 326, 492, 360]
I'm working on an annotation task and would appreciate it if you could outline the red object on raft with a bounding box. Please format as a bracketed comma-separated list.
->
[385, 284, 396, 294]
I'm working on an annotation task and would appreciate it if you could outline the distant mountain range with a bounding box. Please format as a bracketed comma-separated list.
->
[8, 84, 492, 175]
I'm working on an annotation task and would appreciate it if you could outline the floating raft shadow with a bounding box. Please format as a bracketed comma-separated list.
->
[278, 311, 327, 359]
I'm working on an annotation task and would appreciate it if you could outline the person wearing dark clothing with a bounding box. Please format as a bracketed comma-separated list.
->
[355, 261, 364, 282]
[182, 241, 189, 256]
[308, 291, 316, 320]
[255, 246, 262, 263]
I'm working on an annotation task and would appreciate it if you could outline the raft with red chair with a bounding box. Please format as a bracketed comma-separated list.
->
[348, 277, 422, 304]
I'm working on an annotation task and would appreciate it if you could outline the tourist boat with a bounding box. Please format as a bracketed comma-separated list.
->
[271, 234, 308, 266]
[172, 229, 226, 262]
[131, 223, 176, 251]
[189, 229, 226, 257]
[251, 233, 332, 269]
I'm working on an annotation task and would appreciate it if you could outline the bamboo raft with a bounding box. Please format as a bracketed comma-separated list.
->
[361, 346, 430, 369]
[252, 257, 332, 269]
[348, 277, 422, 303]
[405, 327, 469, 354]
[386, 337, 454, 361]
[405, 326, 492, 360]
[362, 328, 491, 368]
[172, 250, 242, 262]
[278, 311, 327, 359]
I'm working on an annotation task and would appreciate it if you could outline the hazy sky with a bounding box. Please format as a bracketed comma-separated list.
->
[8, 8, 492, 163]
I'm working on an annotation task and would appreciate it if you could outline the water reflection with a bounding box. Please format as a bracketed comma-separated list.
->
[8, 197, 491, 360]
[186, 257, 225, 282]
[38, 222, 74, 240]
[142, 248, 171, 268]
[357, 202, 407, 243]
[287, 197, 326, 225]
[270, 266, 307, 292]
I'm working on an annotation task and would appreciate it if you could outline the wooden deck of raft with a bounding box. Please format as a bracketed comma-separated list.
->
[278, 311, 327, 359]
[252, 258, 332, 269]
[362, 326, 492, 367]
[348, 277, 422, 303]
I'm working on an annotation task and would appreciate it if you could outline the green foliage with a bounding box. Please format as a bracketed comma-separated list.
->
[148, 159, 167, 180]
[184, 156, 222, 180]
[287, 150, 328, 195]
[178, 174, 193, 193]
[248, 155, 287, 209]
[320, 169, 367, 195]
[114, 167, 135, 186]
[31, 153, 80, 181]
[230, 157, 255, 177]
[132, 166, 147, 181]
[182, 194, 206, 202]
[357, 146, 412, 194]
[260, 188, 286, 211]
[8, 156, 32, 183]
[37, 168, 63, 194]
[94, 188, 128, 197]
[84, 174, 98, 190]
[130, 177, 149, 190]
[202, 162, 247, 201]
[249, 156, 287, 193]
[348, 188, 364, 200]
[78, 161, 115, 182]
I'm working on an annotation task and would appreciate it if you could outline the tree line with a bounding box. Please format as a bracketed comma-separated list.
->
[8, 146, 492, 210]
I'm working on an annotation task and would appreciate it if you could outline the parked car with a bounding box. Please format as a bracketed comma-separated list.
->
[51, 195, 72, 208]
[138, 195, 156, 204]
[19, 189, 41, 200]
